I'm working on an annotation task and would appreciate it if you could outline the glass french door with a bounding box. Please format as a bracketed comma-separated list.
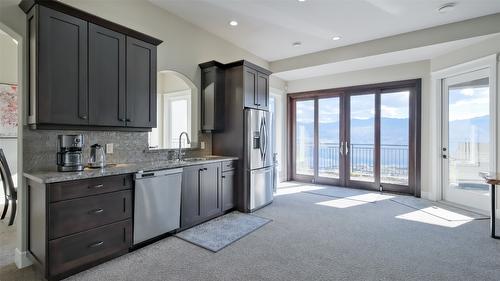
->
[293, 96, 343, 185]
[291, 81, 418, 195]
[442, 68, 492, 212]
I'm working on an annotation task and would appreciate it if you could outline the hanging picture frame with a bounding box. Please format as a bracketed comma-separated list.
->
[0, 83, 18, 137]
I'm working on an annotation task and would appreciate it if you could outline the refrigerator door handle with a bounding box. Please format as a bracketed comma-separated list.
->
[262, 117, 268, 163]
[259, 116, 265, 161]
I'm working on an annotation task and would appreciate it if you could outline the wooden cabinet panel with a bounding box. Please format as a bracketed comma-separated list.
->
[222, 170, 236, 212]
[181, 163, 224, 229]
[243, 66, 258, 109]
[37, 6, 88, 125]
[257, 72, 269, 110]
[126, 36, 157, 128]
[49, 190, 132, 239]
[201, 163, 221, 218]
[222, 160, 237, 172]
[200, 64, 225, 132]
[89, 23, 126, 127]
[48, 220, 131, 277]
[49, 174, 132, 202]
[181, 165, 203, 228]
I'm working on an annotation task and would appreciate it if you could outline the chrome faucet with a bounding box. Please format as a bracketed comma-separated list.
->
[177, 131, 191, 161]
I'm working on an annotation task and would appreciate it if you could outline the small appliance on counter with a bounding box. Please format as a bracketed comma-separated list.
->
[56, 134, 85, 172]
[88, 143, 106, 168]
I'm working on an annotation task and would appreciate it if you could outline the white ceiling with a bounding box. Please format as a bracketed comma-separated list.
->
[150, 0, 500, 62]
[275, 34, 498, 81]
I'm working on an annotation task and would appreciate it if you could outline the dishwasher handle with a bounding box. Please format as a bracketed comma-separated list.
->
[135, 168, 183, 180]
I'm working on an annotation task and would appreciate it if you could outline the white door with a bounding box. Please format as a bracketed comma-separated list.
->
[442, 68, 493, 212]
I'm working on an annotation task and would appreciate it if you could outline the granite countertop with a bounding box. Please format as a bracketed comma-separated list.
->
[24, 156, 239, 184]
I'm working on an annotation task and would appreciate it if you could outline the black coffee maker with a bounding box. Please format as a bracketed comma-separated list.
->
[56, 134, 84, 172]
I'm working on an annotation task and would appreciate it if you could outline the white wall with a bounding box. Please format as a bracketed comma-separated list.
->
[287, 61, 433, 196]
[0, 32, 18, 191]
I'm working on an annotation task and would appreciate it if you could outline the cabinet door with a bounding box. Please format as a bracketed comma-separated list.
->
[181, 165, 203, 228]
[201, 67, 216, 131]
[222, 170, 236, 212]
[243, 66, 258, 109]
[89, 24, 126, 127]
[201, 66, 225, 131]
[38, 6, 88, 125]
[126, 37, 157, 128]
[200, 163, 222, 218]
[257, 72, 269, 110]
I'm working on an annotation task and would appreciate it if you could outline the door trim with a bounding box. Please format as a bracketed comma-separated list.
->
[431, 54, 498, 203]
[288, 79, 421, 196]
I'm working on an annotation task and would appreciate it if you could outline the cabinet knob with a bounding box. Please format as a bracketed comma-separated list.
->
[118, 118, 125, 122]
[80, 115, 88, 120]
[126, 118, 132, 122]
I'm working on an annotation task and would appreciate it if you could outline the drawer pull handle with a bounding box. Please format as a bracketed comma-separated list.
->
[88, 241, 104, 248]
[88, 184, 104, 189]
[89, 208, 104, 214]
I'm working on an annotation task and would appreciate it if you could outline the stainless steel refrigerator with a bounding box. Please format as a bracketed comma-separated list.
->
[244, 108, 273, 211]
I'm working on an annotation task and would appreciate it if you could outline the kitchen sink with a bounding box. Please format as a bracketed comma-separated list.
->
[182, 157, 209, 162]
[183, 156, 221, 162]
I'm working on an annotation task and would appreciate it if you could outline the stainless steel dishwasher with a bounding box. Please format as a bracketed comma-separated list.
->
[133, 168, 183, 245]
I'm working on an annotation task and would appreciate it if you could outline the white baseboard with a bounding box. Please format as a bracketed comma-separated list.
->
[420, 191, 436, 201]
[15, 248, 32, 269]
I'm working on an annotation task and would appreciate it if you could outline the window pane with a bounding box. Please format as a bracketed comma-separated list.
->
[318, 97, 340, 179]
[350, 94, 375, 182]
[296, 100, 314, 176]
[381, 91, 409, 185]
[448, 77, 490, 193]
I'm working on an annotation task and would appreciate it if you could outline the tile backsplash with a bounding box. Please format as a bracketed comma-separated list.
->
[23, 127, 212, 171]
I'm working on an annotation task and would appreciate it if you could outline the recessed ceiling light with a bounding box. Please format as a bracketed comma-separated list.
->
[438, 2, 456, 13]
[298, 0, 306, 2]
[229, 20, 238, 26]
[292, 41, 302, 47]
[332, 36, 341, 41]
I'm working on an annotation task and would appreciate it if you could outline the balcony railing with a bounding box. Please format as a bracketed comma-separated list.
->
[297, 143, 409, 184]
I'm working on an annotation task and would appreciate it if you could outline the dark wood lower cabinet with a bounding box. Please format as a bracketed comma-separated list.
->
[48, 220, 132, 278]
[222, 170, 236, 212]
[27, 175, 133, 281]
[180, 162, 236, 230]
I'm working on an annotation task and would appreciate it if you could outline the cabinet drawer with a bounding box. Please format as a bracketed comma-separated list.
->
[49, 190, 132, 239]
[48, 220, 131, 277]
[49, 174, 132, 202]
[222, 160, 237, 172]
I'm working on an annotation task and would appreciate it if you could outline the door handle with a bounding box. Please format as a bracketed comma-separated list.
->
[339, 142, 344, 156]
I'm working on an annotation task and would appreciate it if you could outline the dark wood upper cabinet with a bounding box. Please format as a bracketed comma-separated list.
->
[126, 37, 157, 128]
[37, 6, 89, 125]
[243, 66, 259, 109]
[88, 23, 126, 127]
[22, 1, 162, 131]
[199, 61, 225, 132]
[257, 72, 269, 110]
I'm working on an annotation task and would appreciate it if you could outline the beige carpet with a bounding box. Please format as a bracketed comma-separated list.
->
[1, 184, 500, 281]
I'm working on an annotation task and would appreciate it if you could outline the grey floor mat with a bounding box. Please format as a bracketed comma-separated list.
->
[175, 211, 272, 252]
